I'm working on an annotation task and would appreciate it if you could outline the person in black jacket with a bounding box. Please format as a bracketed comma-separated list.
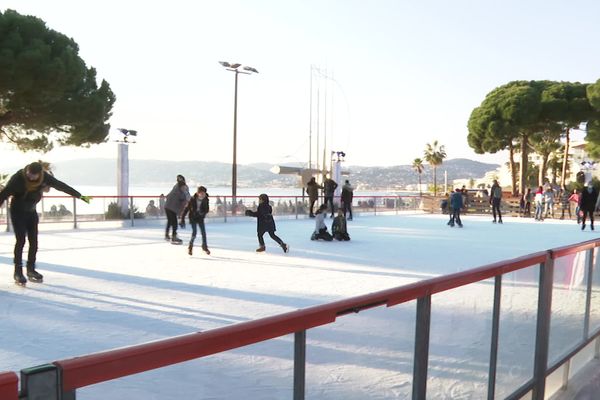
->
[579, 184, 599, 231]
[181, 186, 210, 255]
[245, 193, 289, 253]
[0, 161, 90, 284]
[323, 176, 338, 218]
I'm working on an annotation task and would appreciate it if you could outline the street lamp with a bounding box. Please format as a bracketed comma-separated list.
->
[115, 128, 138, 217]
[219, 61, 258, 214]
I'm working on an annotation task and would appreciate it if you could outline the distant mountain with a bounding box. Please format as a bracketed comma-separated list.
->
[1, 158, 499, 190]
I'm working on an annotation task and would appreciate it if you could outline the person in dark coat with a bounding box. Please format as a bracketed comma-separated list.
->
[332, 209, 350, 241]
[306, 177, 322, 218]
[323, 176, 338, 218]
[181, 186, 210, 255]
[341, 180, 354, 220]
[0, 161, 90, 284]
[448, 188, 464, 227]
[245, 193, 289, 253]
[579, 184, 599, 231]
[164, 175, 190, 243]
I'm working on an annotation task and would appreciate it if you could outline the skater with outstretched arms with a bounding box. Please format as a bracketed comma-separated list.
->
[0, 162, 90, 285]
[245, 193, 289, 253]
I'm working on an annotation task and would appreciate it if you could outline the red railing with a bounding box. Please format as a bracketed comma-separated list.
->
[11, 236, 600, 399]
[0, 372, 18, 400]
[54, 250, 547, 392]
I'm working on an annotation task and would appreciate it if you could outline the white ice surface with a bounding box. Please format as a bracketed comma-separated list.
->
[0, 213, 597, 399]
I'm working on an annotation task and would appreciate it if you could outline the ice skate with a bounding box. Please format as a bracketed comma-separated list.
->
[281, 243, 289, 253]
[14, 265, 26, 286]
[164, 234, 171, 241]
[256, 246, 266, 252]
[26, 270, 43, 283]
[171, 235, 183, 245]
[202, 245, 211, 255]
[188, 244, 193, 255]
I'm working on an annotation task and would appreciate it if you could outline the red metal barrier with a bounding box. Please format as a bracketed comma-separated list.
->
[0, 372, 18, 400]
[54, 250, 549, 391]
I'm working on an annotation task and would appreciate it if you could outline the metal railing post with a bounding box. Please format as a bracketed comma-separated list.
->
[532, 253, 554, 400]
[224, 196, 228, 223]
[72, 197, 77, 229]
[295, 196, 299, 220]
[487, 275, 502, 400]
[412, 295, 431, 400]
[20, 363, 75, 400]
[293, 330, 306, 400]
[373, 196, 377, 216]
[130, 197, 135, 227]
[583, 248, 594, 339]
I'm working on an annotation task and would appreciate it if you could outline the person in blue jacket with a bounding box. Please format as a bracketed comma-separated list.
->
[245, 193, 289, 253]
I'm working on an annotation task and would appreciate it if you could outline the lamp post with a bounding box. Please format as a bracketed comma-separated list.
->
[219, 61, 258, 214]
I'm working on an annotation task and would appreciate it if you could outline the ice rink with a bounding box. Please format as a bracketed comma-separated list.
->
[0, 213, 596, 399]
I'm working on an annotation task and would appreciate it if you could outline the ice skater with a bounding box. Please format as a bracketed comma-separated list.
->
[341, 179, 354, 220]
[306, 177, 322, 218]
[181, 186, 210, 255]
[448, 188, 463, 227]
[311, 204, 333, 241]
[245, 193, 289, 253]
[0, 161, 90, 284]
[332, 209, 351, 241]
[490, 180, 503, 223]
[323, 175, 338, 218]
[164, 175, 190, 244]
[579, 183, 599, 231]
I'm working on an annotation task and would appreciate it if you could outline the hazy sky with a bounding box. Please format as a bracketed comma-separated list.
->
[1, 0, 599, 168]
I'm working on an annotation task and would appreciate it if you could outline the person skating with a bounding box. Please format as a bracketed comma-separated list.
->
[579, 183, 599, 231]
[534, 186, 544, 221]
[164, 175, 190, 244]
[332, 209, 350, 241]
[311, 204, 333, 241]
[569, 189, 581, 224]
[306, 177, 322, 218]
[490, 180, 503, 223]
[0, 161, 90, 284]
[341, 180, 354, 220]
[448, 188, 463, 227]
[245, 194, 288, 253]
[323, 175, 338, 218]
[181, 186, 210, 255]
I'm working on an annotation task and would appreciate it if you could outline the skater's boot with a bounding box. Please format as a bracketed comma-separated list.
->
[202, 245, 211, 255]
[13, 265, 26, 285]
[164, 233, 171, 241]
[188, 243, 193, 255]
[256, 245, 266, 252]
[171, 235, 183, 244]
[26, 263, 43, 283]
[281, 243, 289, 253]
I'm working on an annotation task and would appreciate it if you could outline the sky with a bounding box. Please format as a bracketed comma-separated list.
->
[1, 0, 600, 168]
[0, 213, 595, 398]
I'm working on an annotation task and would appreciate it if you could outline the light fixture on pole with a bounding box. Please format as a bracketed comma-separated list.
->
[219, 61, 258, 214]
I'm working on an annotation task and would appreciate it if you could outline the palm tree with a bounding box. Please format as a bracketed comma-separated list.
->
[412, 158, 425, 196]
[423, 140, 447, 195]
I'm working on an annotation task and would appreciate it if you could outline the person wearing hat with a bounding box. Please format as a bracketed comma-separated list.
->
[245, 193, 289, 253]
[164, 174, 190, 243]
[0, 161, 90, 284]
[181, 185, 210, 255]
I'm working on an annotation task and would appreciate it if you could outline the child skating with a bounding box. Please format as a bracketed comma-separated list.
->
[245, 193, 289, 253]
[180, 186, 210, 255]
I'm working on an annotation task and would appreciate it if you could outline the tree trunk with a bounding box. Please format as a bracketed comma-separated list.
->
[508, 143, 517, 195]
[433, 166, 437, 196]
[560, 127, 570, 189]
[519, 134, 529, 196]
[539, 154, 549, 186]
